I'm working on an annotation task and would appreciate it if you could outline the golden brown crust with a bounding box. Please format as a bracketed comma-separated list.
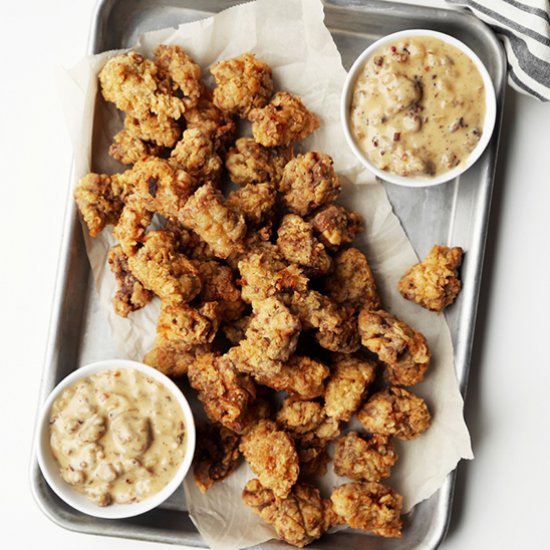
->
[324, 248, 381, 311]
[279, 152, 340, 216]
[109, 129, 161, 165]
[211, 53, 273, 117]
[330, 482, 403, 538]
[398, 245, 463, 311]
[226, 182, 277, 228]
[357, 386, 431, 440]
[358, 309, 430, 386]
[107, 245, 153, 316]
[309, 204, 364, 250]
[240, 420, 299, 498]
[334, 432, 397, 482]
[249, 91, 320, 147]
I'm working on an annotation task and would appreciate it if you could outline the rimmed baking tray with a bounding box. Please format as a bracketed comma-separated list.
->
[30, 0, 507, 548]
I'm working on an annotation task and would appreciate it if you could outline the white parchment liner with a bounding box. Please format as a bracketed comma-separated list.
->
[57, 0, 473, 547]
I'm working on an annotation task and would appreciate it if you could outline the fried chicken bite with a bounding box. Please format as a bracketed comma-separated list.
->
[154, 44, 202, 110]
[74, 173, 124, 237]
[279, 152, 341, 216]
[112, 196, 153, 256]
[180, 183, 247, 259]
[222, 315, 251, 345]
[325, 248, 380, 311]
[324, 354, 377, 421]
[187, 352, 256, 433]
[108, 245, 153, 317]
[225, 137, 292, 186]
[309, 204, 364, 250]
[357, 386, 431, 440]
[109, 129, 161, 166]
[226, 182, 277, 228]
[183, 84, 236, 152]
[331, 482, 403, 538]
[358, 309, 430, 386]
[126, 230, 202, 304]
[398, 244, 464, 312]
[255, 355, 330, 400]
[170, 128, 223, 183]
[243, 479, 338, 548]
[124, 112, 182, 148]
[193, 423, 241, 493]
[249, 91, 320, 147]
[276, 398, 325, 435]
[210, 53, 273, 118]
[144, 344, 208, 378]
[99, 51, 183, 120]
[239, 420, 299, 498]
[194, 260, 245, 322]
[276, 214, 332, 277]
[334, 432, 397, 483]
[289, 290, 360, 353]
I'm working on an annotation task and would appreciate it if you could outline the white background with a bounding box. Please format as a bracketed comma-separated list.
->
[3, 1, 549, 549]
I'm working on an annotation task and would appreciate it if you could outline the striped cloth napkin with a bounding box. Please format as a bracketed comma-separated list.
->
[447, 0, 550, 100]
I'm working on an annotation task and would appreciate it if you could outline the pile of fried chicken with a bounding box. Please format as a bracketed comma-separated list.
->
[74, 47, 435, 547]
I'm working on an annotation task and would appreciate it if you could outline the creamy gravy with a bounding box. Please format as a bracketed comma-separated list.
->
[49, 368, 186, 506]
[350, 35, 486, 177]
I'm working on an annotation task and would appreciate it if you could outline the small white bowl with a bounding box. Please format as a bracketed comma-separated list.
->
[35, 359, 196, 519]
[341, 29, 497, 187]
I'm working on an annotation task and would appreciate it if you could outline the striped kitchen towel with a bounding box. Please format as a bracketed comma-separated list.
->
[446, 0, 550, 101]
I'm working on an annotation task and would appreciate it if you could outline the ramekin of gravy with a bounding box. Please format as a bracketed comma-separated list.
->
[35, 360, 195, 519]
[341, 30, 496, 187]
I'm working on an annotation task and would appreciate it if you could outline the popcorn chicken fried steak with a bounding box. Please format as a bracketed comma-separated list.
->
[240, 420, 299, 498]
[358, 309, 430, 386]
[243, 479, 340, 548]
[331, 482, 403, 538]
[399, 244, 464, 311]
[75, 48, 441, 547]
[211, 53, 273, 117]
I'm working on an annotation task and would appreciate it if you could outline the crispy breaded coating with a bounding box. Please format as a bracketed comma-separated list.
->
[154, 44, 202, 110]
[277, 214, 332, 277]
[226, 183, 277, 227]
[107, 245, 153, 317]
[124, 112, 181, 148]
[289, 290, 360, 353]
[170, 128, 223, 183]
[245, 298, 302, 362]
[276, 398, 325, 435]
[109, 129, 161, 165]
[334, 432, 397, 482]
[331, 482, 403, 538]
[324, 354, 377, 421]
[242, 479, 336, 548]
[193, 423, 241, 493]
[127, 230, 202, 303]
[152, 300, 221, 351]
[249, 91, 320, 147]
[255, 355, 330, 399]
[123, 157, 197, 221]
[187, 352, 256, 433]
[222, 315, 251, 345]
[180, 183, 247, 259]
[325, 248, 380, 311]
[211, 53, 273, 118]
[279, 152, 341, 216]
[293, 435, 330, 476]
[357, 386, 431, 440]
[112, 196, 153, 256]
[74, 173, 124, 237]
[358, 309, 430, 386]
[194, 260, 245, 322]
[143, 344, 208, 378]
[183, 84, 236, 152]
[398, 245, 464, 312]
[99, 51, 183, 119]
[239, 420, 299, 498]
[225, 137, 292, 186]
[309, 204, 364, 250]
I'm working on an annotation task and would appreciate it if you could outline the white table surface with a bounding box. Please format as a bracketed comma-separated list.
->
[4, 1, 549, 549]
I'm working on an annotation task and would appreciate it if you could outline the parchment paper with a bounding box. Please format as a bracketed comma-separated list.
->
[57, 0, 473, 547]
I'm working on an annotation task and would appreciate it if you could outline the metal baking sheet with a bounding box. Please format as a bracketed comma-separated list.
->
[30, 0, 507, 548]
